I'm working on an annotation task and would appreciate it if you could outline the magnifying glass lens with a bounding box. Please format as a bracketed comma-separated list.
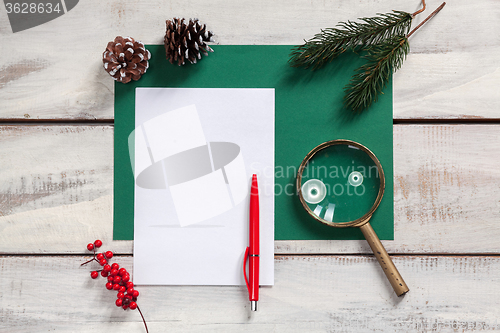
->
[300, 144, 381, 223]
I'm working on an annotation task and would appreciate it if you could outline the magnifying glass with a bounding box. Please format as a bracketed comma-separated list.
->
[296, 139, 409, 296]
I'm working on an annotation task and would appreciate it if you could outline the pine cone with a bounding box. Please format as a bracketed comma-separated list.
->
[164, 18, 214, 66]
[102, 36, 151, 84]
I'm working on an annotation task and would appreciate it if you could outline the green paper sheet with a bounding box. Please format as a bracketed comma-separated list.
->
[114, 45, 393, 241]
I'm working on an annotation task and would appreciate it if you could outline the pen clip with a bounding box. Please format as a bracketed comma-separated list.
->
[243, 246, 250, 294]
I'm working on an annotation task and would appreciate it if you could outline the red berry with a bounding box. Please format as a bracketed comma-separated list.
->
[107, 276, 114, 282]
[132, 290, 139, 298]
[106, 282, 113, 290]
[129, 302, 137, 310]
[117, 292, 125, 299]
[87, 243, 94, 251]
[126, 282, 134, 289]
[111, 263, 119, 270]
[119, 268, 127, 276]
[94, 240, 103, 248]
[99, 259, 107, 266]
[105, 251, 113, 259]
[90, 271, 99, 279]
[101, 270, 109, 277]
[103, 264, 111, 272]
[127, 288, 134, 295]
[113, 284, 120, 291]
[122, 274, 130, 283]
[113, 276, 121, 284]
[122, 304, 129, 310]
[115, 299, 123, 307]
[110, 269, 118, 276]
[96, 253, 104, 261]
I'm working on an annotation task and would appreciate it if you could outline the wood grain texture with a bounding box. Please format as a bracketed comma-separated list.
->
[0, 126, 123, 253]
[1, 255, 499, 332]
[0, 0, 498, 120]
[1, 124, 499, 254]
[394, 0, 500, 119]
[1, 1, 498, 331]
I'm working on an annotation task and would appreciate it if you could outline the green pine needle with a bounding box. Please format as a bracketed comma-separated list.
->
[343, 35, 410, 112]
[289, 11, 412, 70]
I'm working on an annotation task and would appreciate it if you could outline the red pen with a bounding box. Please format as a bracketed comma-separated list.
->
[243, 174, 260, 311]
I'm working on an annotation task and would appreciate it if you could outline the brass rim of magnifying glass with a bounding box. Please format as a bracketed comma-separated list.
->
[296, 139, 385, 228]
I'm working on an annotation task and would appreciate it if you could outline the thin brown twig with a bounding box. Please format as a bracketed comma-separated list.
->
[80, 258, 97, 266]
[412, 0, 426, 17]
[81, 249, 97, 266]
[137, 305, 149, 333]
[408, 2, 446, 38]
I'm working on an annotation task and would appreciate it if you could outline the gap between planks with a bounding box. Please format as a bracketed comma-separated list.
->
[1, 119, 500, 125]
[0, 119, 114, 125]
[2, 253, 500, 258]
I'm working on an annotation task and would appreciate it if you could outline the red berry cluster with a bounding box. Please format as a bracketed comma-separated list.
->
[82, 240, 148, 332]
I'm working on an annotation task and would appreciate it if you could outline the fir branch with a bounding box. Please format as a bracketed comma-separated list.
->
[343, 35, 410, 112]
[344, 2, 446, 112]
[289, 11, 412, 70]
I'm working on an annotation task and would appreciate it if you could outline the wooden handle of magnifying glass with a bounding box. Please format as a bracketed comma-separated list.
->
[359, 223, 409, 296]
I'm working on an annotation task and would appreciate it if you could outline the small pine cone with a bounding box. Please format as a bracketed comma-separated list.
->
[102, 36, 151, 84]
[164, 18, 214, 66]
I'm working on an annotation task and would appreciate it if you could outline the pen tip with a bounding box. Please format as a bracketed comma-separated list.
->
[251, 301, 258, 311]
[251, 175, 259, 195]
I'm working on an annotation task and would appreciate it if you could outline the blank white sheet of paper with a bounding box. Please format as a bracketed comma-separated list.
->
[132, 88, 275, 286]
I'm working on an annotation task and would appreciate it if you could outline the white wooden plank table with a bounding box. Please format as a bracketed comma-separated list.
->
[1, 1, 500, 332]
